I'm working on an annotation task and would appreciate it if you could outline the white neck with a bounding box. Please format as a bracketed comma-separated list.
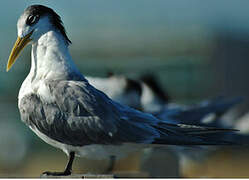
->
[18, 30, 85, 104]
[30, 30, 82, 82]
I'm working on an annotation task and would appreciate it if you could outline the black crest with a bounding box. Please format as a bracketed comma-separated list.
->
[140, 74, 170, 103]
[126, 78, 142, 95]
[25, 5, 71, 45]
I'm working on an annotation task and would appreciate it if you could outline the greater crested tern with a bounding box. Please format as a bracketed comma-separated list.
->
[140, 74, 170, 112]
[7, 5, 238, 176]
[86, 74, 142, 110]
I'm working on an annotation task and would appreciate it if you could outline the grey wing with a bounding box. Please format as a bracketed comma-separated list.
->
[50, 80, 162, 144]
[19, 80, 161, 146]
[19, 80, 237, 147]
[19, 93, 98, 146]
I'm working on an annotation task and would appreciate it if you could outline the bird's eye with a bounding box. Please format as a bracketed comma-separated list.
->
[26, 14, 39, 26]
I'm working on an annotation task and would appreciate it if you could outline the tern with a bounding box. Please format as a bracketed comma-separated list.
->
[7, 5, 238, 176]
[140, 74, 170, 112]
[86, 74, 142, 110]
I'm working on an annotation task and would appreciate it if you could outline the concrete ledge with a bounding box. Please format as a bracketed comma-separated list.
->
[40, 171, 148, 178]
[40, 174, 114, 178]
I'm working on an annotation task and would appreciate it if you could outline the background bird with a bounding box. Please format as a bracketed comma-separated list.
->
[86, 73, 142, 110]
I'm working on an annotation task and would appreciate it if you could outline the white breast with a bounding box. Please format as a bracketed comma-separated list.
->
[18, 75, 32, 107]
[18, 76, 55, 109]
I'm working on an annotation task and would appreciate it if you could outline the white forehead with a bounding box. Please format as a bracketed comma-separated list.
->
[16, 11, 52, 38]
[17, 12, 31, 38]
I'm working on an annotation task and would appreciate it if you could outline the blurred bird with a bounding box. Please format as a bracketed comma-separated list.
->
[7, 5, 238, 176]
[223, 111, 249, 144]
[140, 74, 171, 113]
[155, 96, 243, 126]
[86, 74, 142, 110]
[138, 74, 243, 127]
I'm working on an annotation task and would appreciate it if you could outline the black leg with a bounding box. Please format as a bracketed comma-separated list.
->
[42, 152, 75, 176]
[64, 152, 75, 174]
[104, 155, 116, 174]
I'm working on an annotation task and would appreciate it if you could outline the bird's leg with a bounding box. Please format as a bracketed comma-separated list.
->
[104, 155, 116, 174]
[42, 152, 75, 176]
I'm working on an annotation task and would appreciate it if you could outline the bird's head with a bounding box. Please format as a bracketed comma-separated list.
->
[7, 5, 71, 71]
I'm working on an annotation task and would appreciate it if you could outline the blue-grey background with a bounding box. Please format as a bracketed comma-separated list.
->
[1, 0, 249, 177]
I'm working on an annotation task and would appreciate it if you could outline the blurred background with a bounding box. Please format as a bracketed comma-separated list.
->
[1, 0, 249, 177]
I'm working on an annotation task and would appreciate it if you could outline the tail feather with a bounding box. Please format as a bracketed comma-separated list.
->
[153, 122, 239, 145]
[158, 122, 238, 135]
[164, 123, 239, 135]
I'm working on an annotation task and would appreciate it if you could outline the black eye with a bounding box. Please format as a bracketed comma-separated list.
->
[26, 14, 39, 26]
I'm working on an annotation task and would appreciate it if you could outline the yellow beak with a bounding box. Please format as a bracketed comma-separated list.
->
[6, 31, 33, 72]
